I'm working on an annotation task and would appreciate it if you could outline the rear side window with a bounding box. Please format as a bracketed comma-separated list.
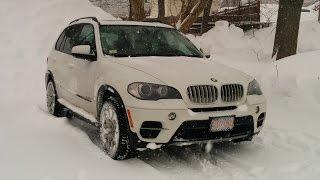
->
[55, 30, 65, 51]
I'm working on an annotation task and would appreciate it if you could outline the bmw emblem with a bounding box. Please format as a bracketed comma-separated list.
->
[211, 78, 218, 82]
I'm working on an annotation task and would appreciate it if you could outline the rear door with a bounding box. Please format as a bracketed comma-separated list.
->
[49, 29, 67, 98]
[53, 24, 83, 103]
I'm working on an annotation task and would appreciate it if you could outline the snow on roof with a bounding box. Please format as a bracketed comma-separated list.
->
[70, 17, 174, 28]
[100, 20, 174, 28]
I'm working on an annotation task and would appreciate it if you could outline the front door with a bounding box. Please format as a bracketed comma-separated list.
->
[72, 24, 97, 113]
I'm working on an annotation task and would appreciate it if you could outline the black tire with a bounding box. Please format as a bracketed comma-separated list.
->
[46, 80, 63, 117]
[99, 97, 136, 160]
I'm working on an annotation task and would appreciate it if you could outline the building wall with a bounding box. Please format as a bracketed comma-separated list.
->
[150, 0, 221, 18]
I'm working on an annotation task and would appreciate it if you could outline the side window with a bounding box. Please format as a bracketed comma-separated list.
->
[77, 24, 96, 54]
[55, 30, 65, 51]
[62, 24, 83, 54]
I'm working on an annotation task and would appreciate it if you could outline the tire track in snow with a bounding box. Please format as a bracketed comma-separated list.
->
[38, 104, 320, 180]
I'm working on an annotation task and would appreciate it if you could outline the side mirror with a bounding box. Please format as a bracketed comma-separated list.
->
[200, 48, 211, 59]
[71, 45, 96, 61]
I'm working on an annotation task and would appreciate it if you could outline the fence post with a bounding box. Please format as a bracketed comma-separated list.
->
[201, 0, 213, 34]
[158, 0, 165, 18]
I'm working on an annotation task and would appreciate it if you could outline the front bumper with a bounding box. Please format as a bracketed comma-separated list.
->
[126, 98, 266, 144]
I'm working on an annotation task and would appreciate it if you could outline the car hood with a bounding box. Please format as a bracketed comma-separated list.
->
[114, 57, 252, 88]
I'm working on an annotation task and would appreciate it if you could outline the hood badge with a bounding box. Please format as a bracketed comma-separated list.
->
[211, 78, 218, 82]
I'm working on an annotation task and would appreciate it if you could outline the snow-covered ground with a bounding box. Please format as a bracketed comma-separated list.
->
[1, 0, 320, 180]
[260, 2, 319, 23]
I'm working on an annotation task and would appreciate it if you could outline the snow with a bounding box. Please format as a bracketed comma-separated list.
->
[58, 98, 97, 123]
[1, 0, 320, 180]
[146, 143, 162, 150]
[260, 2, 320, 23]
[100, 20, 174, 28]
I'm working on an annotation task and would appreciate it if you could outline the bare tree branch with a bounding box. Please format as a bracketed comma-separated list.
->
[177, 0, 207, 33]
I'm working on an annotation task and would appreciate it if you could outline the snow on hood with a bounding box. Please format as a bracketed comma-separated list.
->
[114, 57, 252, 88]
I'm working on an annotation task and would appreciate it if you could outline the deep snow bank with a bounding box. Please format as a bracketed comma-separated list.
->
[0, 0, 115, 106]
[275, 51, 320, 105]
[191, 20, 320, 64]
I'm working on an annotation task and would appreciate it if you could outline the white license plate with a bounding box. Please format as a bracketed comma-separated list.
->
[210, 116, 235, 132]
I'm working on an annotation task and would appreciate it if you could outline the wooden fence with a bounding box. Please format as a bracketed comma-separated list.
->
[144, 0, 271, 35]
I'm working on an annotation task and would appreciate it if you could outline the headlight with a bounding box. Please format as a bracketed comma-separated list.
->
[128, 82, 182, 100]
[247, 79, 263, 95]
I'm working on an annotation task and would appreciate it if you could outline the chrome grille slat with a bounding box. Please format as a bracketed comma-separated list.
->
[196, 86, 200, 103]
[237, 85, 241, 101]
[228, 85, 231, 102]
[204, 86, 208, 103]
[208, 85, 212, 103]
[226, 85, 230, 102]
[192, 86, 196, 103]
[189, 86, 194, 102]
[221, 84, 244, 102]
[200, 86, 204, 103]
[231, 84, 235, 101]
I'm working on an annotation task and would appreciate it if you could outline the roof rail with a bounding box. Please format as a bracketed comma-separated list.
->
[69, 17, 100, 25]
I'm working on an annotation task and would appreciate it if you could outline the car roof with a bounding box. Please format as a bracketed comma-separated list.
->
[100, 20, 174, 29]
[72, 18, 174, 29]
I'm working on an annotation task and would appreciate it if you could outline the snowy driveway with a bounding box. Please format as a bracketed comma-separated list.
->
[2, 100, 320, 180]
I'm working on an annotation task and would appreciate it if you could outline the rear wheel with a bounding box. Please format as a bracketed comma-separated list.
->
[46, 81, 63, 117]
[99, 98, 135, 160]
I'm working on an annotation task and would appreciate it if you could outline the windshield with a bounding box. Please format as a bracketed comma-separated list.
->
[99, 25, 203, 58]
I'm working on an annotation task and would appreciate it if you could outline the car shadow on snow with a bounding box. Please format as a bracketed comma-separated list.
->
[67, 116, 252, 171]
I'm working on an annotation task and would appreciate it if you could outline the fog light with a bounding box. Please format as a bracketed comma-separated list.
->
[168, 112, 176, 120]
[255, 106, 260, 114]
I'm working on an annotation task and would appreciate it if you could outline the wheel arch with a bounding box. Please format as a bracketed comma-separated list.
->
[96, 84, 127, 122]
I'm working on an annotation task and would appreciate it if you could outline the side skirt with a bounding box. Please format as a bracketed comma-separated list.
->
[58, 98, 99, 127]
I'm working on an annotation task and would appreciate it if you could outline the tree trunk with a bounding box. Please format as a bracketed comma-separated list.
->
[178, 0, 207, 34]
[272, 0, 303, 60]
[318, 3, 320, 23]
[178, 0, 198, 23]
[201, 0, 213, 34]
[129, 0, 145, 21]
[158, 0, 165, 18]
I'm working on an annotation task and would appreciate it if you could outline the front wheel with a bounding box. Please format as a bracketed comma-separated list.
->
[99, 98, 135, 160]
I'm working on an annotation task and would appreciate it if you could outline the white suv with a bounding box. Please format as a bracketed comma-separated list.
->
[46, 17, 266, 160]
